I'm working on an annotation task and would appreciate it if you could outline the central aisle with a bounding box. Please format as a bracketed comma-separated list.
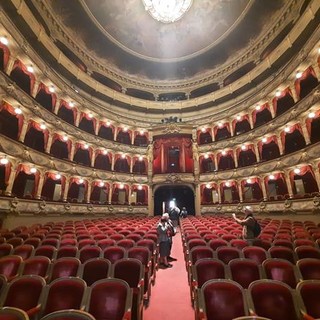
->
[144, 229, 194, 320]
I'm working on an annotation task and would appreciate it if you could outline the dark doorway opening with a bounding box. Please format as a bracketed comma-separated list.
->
[154, 185, 195, 217]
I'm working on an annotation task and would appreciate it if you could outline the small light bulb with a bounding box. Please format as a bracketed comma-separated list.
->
[241, 145, 247, 151]
[221, 150, 226, 156]
[225, 182, 231, 187]
[0, 36, 8, 45]
[68, 101, 74, 108]
[296, 71, 303, 79]
[84, 144, 89, 149]
[99, 181, 104, 187]
[79, 178, 84, 184]
[284, 127, 290, 133]
[236, 115, 241, 121]
[63, 135, 68, 141]
[139, 156, 143, 161]
[49, 86, 55, 93]
[106, 121, 111, 126]
[102, 149, 107, 155]
[308, 112, 315, 118]
[119, 183, 124, 189]
[204, 154, 209, 159]
[201, 127, 206, 132]
[246, 179, 252, 184]
[121, 154, 126, 159]
[27, 65, 34, 73]
[255, 105, 261, 111]
[206, 183, 212, 189]
[40, 123, 46, 130]
[275, 90, 281, 97]
[218, 123, 223, 128]
[262, 137, 267, 143]
[123, 127, 128, 132]
[269, 174, 275, 180]
[30, 167, 37, 173]
[55, 174, 61, 180]
[140, 130, 144, 135]
[294, 168, 301, 174]
[14, 107, 22, 115]
[0, 158, 9, 165]
[138, 185, 142, 190]
[88, 113, 93, 118]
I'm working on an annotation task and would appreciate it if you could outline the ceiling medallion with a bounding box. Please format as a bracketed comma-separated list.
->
[142, 0, 193, 23]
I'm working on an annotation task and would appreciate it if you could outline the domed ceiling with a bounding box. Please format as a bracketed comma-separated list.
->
[48, 0, 286, 81]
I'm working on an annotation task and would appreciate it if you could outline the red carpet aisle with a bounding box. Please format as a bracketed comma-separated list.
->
[144, 229, 194, 320]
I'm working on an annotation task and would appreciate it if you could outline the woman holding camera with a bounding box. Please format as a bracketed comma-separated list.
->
[157, 213, 174, 268]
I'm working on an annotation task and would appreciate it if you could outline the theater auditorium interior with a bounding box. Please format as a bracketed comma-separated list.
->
[0, 0, 320, 319]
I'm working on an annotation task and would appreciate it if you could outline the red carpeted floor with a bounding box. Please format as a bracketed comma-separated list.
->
[144, 229, 194, 320]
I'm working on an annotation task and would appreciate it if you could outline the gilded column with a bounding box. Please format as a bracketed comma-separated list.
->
[217, 183, 222, 204]
[18, 120, 29, 143]
[284, 171, 294, 199]
[195, 184, 201, 216]
[260, 176, 268, 201]
[31, 80, 41, 98]
[35, 172, 45, 199]
[75, 112, 81, 127]
[130, 157, 133, 173]
[111, 153, 115, 171]
[277, 133, 284, 155]
[289, 85, 299, 103]
[86, 181, 92, 203]
[45, 132, 53, 154]
[238, 181, 243, 203]
[108, 183, 113, 204]
[233, 149, 238, 168]
[300, 122, 311, 145]
[53, 98, 61, 114]
[62, 176, 70, 202]
[69, 143, 76, 161]
[254, 145, 260, 163]
[5, 168, 17, 196]
[248, 113, 254, 129]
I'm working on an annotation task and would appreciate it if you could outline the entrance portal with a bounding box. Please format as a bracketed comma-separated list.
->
[154, 185, 195, 216]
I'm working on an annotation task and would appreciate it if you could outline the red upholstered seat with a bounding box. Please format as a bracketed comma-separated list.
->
[268, 246, 297, 264]
[208, 239, 228, 251]
[216, 246, 241, 264]
[0, 244, 14, 259]
[96, 239, 116, 250]
[297, 258, 320, 280]
[6, 238, 23, 249]
[48, 257, 80, 283]
[34, 246, 57, 260]
[39, 309, 96, 320]
[24, 238, 41, 249]
[116, 239, 135, 250]
[78, 246, 102, 263]
[86, 278, 132, 320]
[0, 275, 45, 316]
[243, 246, 268, 265]
[112, 258, 144, 320]
[78, 239, 96, 250]
[20, 256, 50, 279]
[297, 280, 320, 319]
[13, 245, 34, 260]
[103, 246, 126, 264]
[262, 258, 301, 288]
[295, 245, 320, 260]
[229, 258, 261, 289]
[40, 277, 86, 318]
[79, 258, 111, 286]
[196, 279, 248, 320]
[0, 255, 22, 281]
[248, 280, 302, 320]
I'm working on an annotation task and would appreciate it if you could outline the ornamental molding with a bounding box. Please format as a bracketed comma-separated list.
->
[26, 0, 298, 90]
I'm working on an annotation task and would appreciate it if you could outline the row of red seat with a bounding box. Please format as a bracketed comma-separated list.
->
[181, 216, 320, 320]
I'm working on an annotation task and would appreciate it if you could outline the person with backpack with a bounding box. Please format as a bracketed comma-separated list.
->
[232, 208, 260, 241]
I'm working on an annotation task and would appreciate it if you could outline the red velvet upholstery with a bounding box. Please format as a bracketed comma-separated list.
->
[268, 246, 297, 264]
[242, 246, 268, 265]
[56, 246, 78, 259]
[86, 278, 132, 320]
[80, 258, 111, 286]
[109, 234, 125, 242]
[126, 234, 142, 243]
[0, 306, 30, 320]
[0, 244, 13, 259]
[24, 238, 41, 249]
[20, 256, 50, 278]
[116, 239, 135, 250]
[262, 258, 300, 288]
[103, 247, 126, 264]
[1, 275, 45, 316]
[295, 246, 320, 260]
[216, 246, 241, 264]
[78, 239, 95, 250]
[0, 255, 22, 281]
[49, 258, 80, 283]
[229, 258, 261, 289]
[96, 239, 116, 250]
[297, 258, 320, 280]
[189, 247, 214, 265]
[297, 280, 320, 319]
[13, 245, 34, 260]
[198, 279, 247, 320]
[59, 239, 77, 247]
[78, 246, 102, 263]
[248, 280, 300, 320]
[208, 239, 228, 251]
[6, 238, 23, 249]
[41, 277, 86, 317]
[39, 309, 96, 320]
[41, 239, 59, 248]
[186, 239, 207, 253]
[229, 239, 248, 250]
[112, 258, 144, 320]
[34, 246, 57, 260]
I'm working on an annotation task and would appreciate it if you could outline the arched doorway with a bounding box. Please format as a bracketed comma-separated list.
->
[154, 185, 195, 216]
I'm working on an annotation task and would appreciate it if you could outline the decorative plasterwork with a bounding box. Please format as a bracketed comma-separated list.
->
[29, 0, 298, 91]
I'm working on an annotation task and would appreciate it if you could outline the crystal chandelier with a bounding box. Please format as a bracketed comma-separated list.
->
[142, 0, 193, 23]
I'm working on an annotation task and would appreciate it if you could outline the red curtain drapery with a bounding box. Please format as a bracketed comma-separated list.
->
[75, 142, 93, 159]
[197, 128, 212, 142]
[236, 144, 255, 159]
[27, 120, 49, 150]
[37, 83, 57, 109]
[15, 163, 40, 196]
[52, 133, 72, 154]
[306, 109, 320, 136]
[12, 59, 36, 94]
[79, 112, 97, 132]
[280, 123, 302, 148]
[0, 102, 24, 138]
[258, 135, 278, 155]
[232, 114, 249, 132]
[252, 103, 270, 125]
[294, 66, 317, 98]
[0, 43, 10, 68]
[59, 100, 78, 121]
[216, 150, 234, 164]
[214, 122, 230, 137]
[289, 165, 315, 183]
[272, 87, 292, 115]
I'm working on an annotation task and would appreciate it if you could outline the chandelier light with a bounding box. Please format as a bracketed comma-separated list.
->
[142, 0, 193, 23]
